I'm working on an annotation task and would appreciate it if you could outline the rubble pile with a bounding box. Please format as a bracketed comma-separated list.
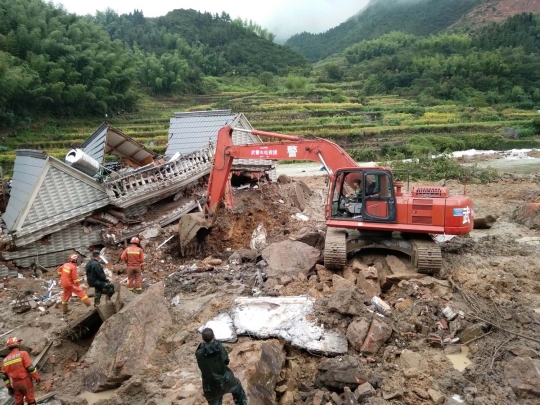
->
[0, 174, 538, 405]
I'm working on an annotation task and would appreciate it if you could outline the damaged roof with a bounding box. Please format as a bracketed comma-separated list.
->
[2, 150, 109, 235]
[166, 110, 274, 169]
[82, 122, 156, 168]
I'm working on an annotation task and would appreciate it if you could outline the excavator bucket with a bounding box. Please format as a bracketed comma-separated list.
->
[178, 213, 213, 256]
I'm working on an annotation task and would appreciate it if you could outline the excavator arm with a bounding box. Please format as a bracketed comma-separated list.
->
[179, 125, 361, 254]
[205, 125, 358, 218]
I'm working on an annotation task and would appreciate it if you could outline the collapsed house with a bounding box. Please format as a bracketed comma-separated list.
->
[0, 110, 275, 274]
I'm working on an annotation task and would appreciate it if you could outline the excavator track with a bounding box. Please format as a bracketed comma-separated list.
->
[324, 228, 347, 270]
[411, 237, 443, 273]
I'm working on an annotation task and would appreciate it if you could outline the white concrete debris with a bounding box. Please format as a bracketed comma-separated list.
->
[198, 312, 237, 343]
[230, 296, 347, 354]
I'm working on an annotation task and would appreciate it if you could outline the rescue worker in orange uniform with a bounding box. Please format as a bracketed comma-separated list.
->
[57, 253, 91, 314]
[120, 237, 145, 293]
[1, 337, 41, 405]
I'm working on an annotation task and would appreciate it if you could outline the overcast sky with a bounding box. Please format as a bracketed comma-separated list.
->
[55, 0, 370, 42]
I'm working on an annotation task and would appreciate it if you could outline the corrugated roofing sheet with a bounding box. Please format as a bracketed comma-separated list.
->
[166, 111, 274, 168]
[2, 150, 47, 231]
[82, 122, 156, 167]
[166, 113, 237, 156]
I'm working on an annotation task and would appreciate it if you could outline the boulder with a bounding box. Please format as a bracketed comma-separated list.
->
[428, 389, 445, 405]
[474, 215, 497, 229]
[290, 227, 325, 249]
[346, 319, 371, 350]
[385, 255, 407, 273]
[512, 203, 540, 230]
[503, 356, 540, 397]
[316, 264, 334, 282]
[356, 272, 380, 299]
[400, 349, 428, 371]
[84, 282, 172, 392]
[328, 284, 365, 316]
[262, 241, 320, 278]
[277, 174, 292, 184]
[342, 267, 358, 284]
[229, 340, 286, 405]
[355, 382, 376, 402]
[139, 225, 162, 240]
[317, 356, 370, 390]
[458, 323, 487, 344]
[332, 274, 354, 291]
[360, 319, 392, 354]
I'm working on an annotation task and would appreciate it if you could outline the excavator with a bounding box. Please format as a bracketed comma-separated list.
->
[179, 126, 474, 273]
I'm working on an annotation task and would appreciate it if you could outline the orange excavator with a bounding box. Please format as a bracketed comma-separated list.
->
[179, 126, 474, 272]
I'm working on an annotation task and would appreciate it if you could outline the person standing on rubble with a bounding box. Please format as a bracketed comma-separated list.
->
[195, 328, 247, 405]
[57, 254, 91, 314]
[86, 251, 115, 307]
[120, 237, 145, 293]
[1, 337, 41, 405]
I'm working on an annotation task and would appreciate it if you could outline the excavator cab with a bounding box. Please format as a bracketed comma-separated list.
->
[329, 169, 397, 223]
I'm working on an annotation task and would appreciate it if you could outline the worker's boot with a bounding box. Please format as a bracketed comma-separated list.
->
[84, 301, 91, 308]
[62, 304, 72, 316]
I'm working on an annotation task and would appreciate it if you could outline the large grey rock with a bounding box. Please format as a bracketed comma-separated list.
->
[328, 284, 365, 316]
[84, 282, 172, 392]
[229, 340, 285, 405]
[512, 203, 540, 230]
[360, 319, 392, 354]
[317, 356, 373, 390]
[503, 356, 540, 398]
[346, 319, 371, 350]
[291, 227, 325, 248]
[262, 241, 320, 278]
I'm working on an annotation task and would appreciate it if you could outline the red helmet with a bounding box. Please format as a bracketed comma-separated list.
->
[6, 337, 21, 348]
[130, 237, 140, 244]
[69, 254, 79, 263]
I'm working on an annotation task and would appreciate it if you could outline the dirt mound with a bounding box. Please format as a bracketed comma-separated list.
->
[205, 182, 315, 254]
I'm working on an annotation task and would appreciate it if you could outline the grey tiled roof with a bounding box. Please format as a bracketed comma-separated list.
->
[23, 165, 109, 230]
[2, 150, 47, 231]
[3, 225, 102, 262]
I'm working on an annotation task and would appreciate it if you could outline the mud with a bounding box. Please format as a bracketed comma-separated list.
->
[0, 172, 538, 405]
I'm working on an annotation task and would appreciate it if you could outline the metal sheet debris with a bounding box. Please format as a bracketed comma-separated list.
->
[230, 296, 347, 355]
[198, 313, 237, 343]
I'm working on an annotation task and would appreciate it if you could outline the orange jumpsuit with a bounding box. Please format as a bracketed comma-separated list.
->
[1, 348, 40, 405]
[120, 244, 144, 291]
[57, 262, 91, 305]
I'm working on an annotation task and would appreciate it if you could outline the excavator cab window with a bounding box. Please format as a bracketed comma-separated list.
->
[361, 171, 396, 223]
[330, 169, 396, 223]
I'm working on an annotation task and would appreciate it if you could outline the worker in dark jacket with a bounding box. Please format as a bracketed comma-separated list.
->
[85, 251, 115, 307]
[195, 328, 247, 405]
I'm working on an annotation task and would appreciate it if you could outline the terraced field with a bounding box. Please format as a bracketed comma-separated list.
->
[1, 88, 539, 177]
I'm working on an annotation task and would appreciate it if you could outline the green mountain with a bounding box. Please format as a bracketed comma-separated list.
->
[285, 0, 487, 61]
[0, 0, 308, 126]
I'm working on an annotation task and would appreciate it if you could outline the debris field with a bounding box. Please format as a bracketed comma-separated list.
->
[0, 167, 538, 405]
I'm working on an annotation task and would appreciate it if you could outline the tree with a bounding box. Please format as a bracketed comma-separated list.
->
[258, 71, 273, 87]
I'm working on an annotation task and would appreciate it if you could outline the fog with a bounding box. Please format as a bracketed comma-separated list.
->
[56, 0, 371, 42]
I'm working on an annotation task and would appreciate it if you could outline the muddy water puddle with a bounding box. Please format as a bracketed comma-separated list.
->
[78, 390, 117, 404]
[446, 345, 472, 372]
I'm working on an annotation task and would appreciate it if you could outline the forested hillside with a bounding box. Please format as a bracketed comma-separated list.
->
[285, 0, 488, 61]
[323, 13, 540, 107]
[0, 0, 307, 126]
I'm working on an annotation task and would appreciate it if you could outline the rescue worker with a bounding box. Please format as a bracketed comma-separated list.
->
[85, 251, 115, 307]
[120, 237, 144, 293]
[195, 328, 247, 405]
[1, 337, 41, 405]
[57, 254, 91, 314]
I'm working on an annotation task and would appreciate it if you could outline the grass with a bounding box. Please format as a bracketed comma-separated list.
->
[1, 85, 539, 178]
